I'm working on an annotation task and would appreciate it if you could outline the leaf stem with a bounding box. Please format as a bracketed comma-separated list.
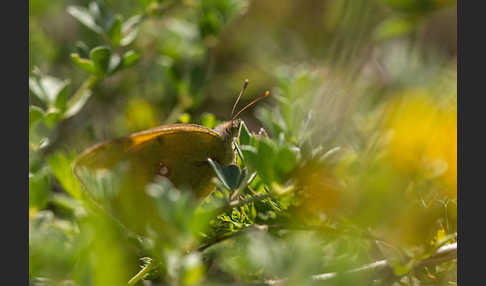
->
[64, 75, 102, 116]
[127, 259, 156, 286]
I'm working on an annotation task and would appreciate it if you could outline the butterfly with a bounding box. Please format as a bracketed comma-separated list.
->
[73, 80, 269, 234]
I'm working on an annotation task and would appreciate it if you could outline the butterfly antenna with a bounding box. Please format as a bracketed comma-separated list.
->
[232, 90, 270, 121]
[231, 79, 249, 121]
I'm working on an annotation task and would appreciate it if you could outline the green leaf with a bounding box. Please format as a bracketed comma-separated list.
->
[256, 139, 277, 183]
[44, 109, 63, 127]
[240, 145, 259, 169]
[71, 53, 96, 74]
[107, 54, 122, 75]
[75, 41, 91, 59]
[222, 165, 241, 190]
[48, 153, 83, 200]
[237, 168, 248, 189]
[208, 158, 231, 190]
[121, 50, 141, 69]
[233, 139, 244, 161]
[247, 171, 257, 185]
[67, 5, 103, 34]
[89, 46, 112, 75]
[238, 121, 252, 146]
[29, 73, 70, 107]
[54, 81, 70, 112]
[29, 106, 44, 130]
[29, 75, 48, 103]
[43, 77, 70, 106]
[107, 50, 140, 75]
[276, 146, 298, 176]
[29, 170, 50, 209]
[109, 15, 123, 47]
[121, 15, 143, 46]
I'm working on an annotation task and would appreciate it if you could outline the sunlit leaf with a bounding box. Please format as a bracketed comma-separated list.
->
[238, 121, 252, 146]
[67, 5, 103, 34]
[29, 170, 50, 209]
[48, 153, 83, 200]
[90, 46, 112, 75]
[121, 50, 141, 69]
[109, 15, 123, 47]
[29, 106, 44, 130]
[63, 89, 92, 119]
[71, 53, 96, 74]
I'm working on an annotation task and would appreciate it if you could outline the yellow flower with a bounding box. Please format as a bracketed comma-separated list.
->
[385, 90, 456, 199]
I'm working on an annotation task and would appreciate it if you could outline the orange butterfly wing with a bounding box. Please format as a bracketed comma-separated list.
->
[73, 124, 234, 235]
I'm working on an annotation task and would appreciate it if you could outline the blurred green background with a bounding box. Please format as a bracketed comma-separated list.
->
[29, 0, 457, 285]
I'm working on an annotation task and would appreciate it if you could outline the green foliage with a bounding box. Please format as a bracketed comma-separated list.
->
[48, 153, 83, 200]
[29, 169, 50, 209]
[29, 1, 456, 286]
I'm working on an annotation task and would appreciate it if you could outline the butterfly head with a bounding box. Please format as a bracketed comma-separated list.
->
[215, 79, 269, 142]
[215, 119, 241, 142]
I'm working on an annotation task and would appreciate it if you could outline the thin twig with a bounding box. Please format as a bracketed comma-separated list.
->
[258, 242, 457, 285]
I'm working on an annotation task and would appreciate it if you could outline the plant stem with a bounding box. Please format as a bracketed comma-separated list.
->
[68, 76, 101, 107]
[260, 242, 457, 286]
[63, 75, 102, 119]
[127, 259, 156, 286]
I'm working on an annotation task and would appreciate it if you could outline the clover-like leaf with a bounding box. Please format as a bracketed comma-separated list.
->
[89, 46, 112, 75]
[222, 165, 241, 191]
[208, 158, 231, 190]
[71, 53, 96, 74]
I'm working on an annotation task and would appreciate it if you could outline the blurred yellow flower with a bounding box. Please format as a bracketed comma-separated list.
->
[124, 98, 159, 132]
[295, 160, 342, 215]
[385, 90, 457, 199]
